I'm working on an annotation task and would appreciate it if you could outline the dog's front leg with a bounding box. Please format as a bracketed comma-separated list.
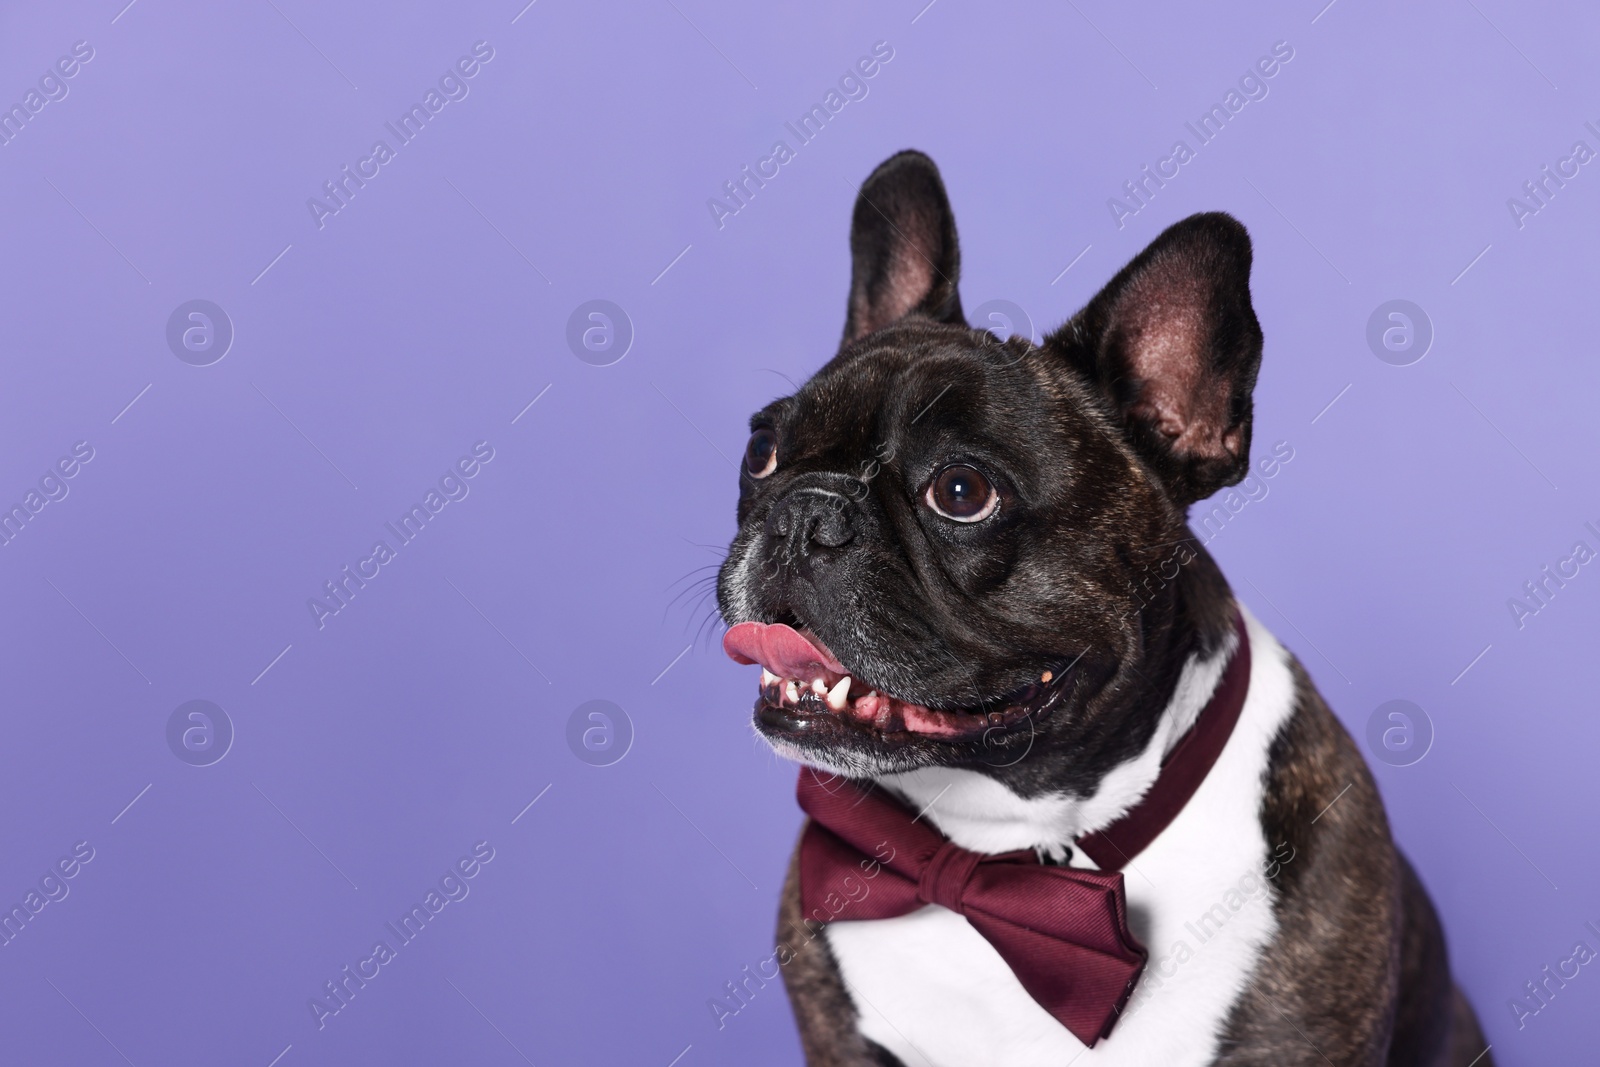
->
[775, 831, 906, 1067]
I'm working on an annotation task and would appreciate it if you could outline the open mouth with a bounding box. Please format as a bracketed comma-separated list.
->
[721, 621, 1072, 741]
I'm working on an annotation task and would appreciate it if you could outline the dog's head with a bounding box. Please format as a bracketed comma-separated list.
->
[717, 150, 1263, 783]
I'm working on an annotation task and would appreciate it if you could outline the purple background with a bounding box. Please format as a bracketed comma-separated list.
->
[1, 0, 1595, 1063]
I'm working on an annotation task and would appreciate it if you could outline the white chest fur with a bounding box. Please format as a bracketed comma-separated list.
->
[824, 609, 1298, 1067]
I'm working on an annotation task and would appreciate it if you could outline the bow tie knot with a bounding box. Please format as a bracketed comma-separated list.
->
[917, 840, 983, 913]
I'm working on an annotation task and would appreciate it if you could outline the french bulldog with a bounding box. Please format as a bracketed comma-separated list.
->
[715, 150, 1491, 1066]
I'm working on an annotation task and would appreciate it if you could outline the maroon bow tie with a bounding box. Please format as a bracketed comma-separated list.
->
[795, 612, 1251, 1046]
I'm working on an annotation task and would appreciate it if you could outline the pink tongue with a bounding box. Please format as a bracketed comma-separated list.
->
[722, 622, 846, 680]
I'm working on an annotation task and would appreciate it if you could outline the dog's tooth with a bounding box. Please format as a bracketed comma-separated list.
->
[762, 668, 779, 688]
[812, 678, 827, 696]
[826, 676, 851, 711]
[785, 680, 801, 704]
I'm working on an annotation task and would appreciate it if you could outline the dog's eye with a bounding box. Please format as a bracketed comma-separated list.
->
[745, 428, 778, 479]
[926, 465, 998, 522]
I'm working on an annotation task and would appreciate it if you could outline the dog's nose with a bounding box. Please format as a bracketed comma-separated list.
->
[766, 488, 856, 554]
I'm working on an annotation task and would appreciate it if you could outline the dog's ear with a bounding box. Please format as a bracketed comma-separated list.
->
[1047, 213, 1263, 506]
[842, 150, 965, 343]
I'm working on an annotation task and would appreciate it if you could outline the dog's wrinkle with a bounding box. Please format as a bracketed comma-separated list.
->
[860, 472, 1013, 691]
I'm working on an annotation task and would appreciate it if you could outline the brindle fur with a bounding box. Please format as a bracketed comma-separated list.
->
[1210, 657, 1491, 1066]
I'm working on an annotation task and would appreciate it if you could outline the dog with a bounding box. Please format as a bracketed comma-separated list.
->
[715, 149, 1491, 1066]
